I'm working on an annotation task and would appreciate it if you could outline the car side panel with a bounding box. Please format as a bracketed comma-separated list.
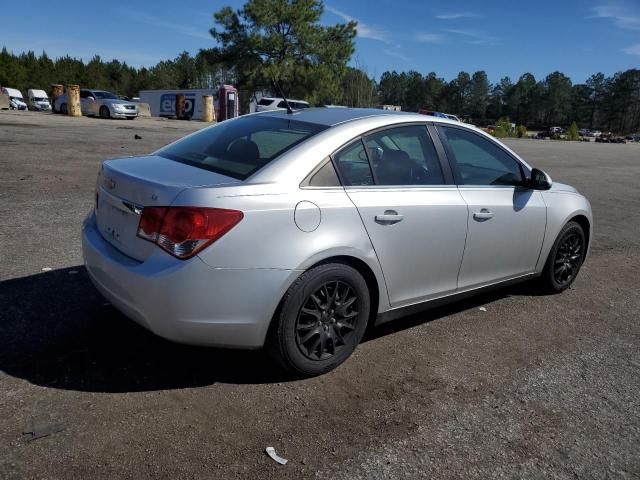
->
[173, 185, 392, 313]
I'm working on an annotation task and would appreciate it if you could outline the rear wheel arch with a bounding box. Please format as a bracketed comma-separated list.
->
[267, 255, 381, 343]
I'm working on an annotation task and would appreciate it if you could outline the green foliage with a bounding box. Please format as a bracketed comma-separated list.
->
[567, 121, 579, 141]
[492, 117, 514, 137]
[516, 125, 527, 138]
[208, 0, 356, 104]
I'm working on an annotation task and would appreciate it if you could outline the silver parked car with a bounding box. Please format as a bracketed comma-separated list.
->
[83, 108, 592, 375]
[54, 89, 138, 119]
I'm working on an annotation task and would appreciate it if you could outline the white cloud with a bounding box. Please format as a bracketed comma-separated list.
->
[383, 49, 409, 62]
[444, 28, 498, 46]
[590, 4, 640, 30]
[414, 33, 446, 44]
[436, 12, 480, 20]
[124, 9, 212, 41]
[325, 5, 388, 41]
[623, 44, 640, 55]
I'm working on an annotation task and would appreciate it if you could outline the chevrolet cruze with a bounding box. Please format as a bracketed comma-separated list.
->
[82, 108, 592, 376]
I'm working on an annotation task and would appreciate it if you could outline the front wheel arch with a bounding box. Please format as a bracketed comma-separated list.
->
[568, 214, 591, 253]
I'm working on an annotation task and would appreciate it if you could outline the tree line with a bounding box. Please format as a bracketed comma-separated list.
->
[1, 0, 638, 134]
[377, 69, 640, 133]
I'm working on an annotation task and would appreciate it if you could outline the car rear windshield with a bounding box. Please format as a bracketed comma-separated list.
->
[157, 116, 328, 180]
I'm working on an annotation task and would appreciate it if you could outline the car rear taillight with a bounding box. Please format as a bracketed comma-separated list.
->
[136, 207, 243, 259]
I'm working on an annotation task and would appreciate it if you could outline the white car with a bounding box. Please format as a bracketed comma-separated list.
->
[255, 97, 310, 112]
[587, 130, 602, 138]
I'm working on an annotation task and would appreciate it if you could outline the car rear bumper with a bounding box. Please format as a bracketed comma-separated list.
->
[82, 212, 298, 348]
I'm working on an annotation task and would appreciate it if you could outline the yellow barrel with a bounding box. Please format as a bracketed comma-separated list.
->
[66, 84, 81, 117]
[202, 95, 215, 122]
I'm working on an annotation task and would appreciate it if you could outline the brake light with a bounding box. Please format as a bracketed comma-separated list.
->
[136, 207, 243, 259]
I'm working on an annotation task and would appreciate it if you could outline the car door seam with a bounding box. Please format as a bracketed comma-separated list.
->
[455, 187, 471, 290]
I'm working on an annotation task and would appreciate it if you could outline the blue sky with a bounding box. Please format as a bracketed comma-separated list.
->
[2, 0, 639, 83]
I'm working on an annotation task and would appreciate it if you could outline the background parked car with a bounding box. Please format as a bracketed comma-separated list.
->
[587, 130, 602, 137]
[26, 89, 52, 111]
[625, 133, 640, 142]
[1, 87, 28, 110]
[255, 97, 310, 111]
[54, 89, 138, 119]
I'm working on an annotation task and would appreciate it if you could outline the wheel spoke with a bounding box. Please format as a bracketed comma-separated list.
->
[301, 307, 321, 320]
[299, 327, 320, 344]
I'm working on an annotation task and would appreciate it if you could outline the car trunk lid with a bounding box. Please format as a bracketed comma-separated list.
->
[96, 154, 239, 261]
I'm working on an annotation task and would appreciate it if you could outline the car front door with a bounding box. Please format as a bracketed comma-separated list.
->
[333, 124, 468, 308]
[436, 124, 546, 290]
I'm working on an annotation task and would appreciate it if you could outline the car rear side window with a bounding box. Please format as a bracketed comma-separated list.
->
[157, 116, 328, 180]
[258, 99, 273, 106]
[333, 140, 374, 186]
[438, 125, 524, 186]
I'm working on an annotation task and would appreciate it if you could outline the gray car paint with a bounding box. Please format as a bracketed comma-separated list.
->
[82, 108, 592, 348]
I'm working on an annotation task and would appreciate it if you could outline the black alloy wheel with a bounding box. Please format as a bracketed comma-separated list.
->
[267, 263, 370, 376]
[553, 231, 583, 286]
[541, 221, 586, 292]
[295, 281, 359, 361]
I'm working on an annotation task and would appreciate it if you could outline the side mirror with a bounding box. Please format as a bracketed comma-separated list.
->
[529, 168, 552, 190]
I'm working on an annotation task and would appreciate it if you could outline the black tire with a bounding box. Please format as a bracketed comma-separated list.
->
[99, 106, 111, 119]
[540, 221, 586, 293]
[267, 263, 370, 376]
[60, 103, 68, 115]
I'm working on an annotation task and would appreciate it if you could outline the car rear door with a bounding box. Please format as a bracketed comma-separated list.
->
[436, 124, 546, 290]
[334, 124, 468, 308]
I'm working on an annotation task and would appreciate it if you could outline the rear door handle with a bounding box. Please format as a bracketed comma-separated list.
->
[375, 210, 404, 225]
[473, 208, 494, 221]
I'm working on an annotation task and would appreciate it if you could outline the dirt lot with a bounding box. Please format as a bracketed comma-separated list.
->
[1, 111, 639, 479]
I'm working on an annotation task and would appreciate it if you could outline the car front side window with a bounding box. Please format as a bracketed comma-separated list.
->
[438, 125, 524, 186]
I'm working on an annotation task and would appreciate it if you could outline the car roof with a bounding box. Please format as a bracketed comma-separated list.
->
[255, 107, 430, 127]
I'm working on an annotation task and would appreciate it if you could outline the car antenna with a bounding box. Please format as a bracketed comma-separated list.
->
[271, 78, 294, 114]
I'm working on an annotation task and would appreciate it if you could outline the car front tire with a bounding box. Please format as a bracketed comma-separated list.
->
[99, 106, 111, 119]
[540, 221, 586, 293]
[267, 263, 370, 376]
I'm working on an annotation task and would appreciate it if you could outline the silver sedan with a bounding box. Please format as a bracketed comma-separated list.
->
[82, 108, 592, 376]
[55, 89, 138, 119]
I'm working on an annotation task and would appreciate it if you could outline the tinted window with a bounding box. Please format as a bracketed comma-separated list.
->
[438, 126, 524, 186]
[158, 116, 328, 180]
[333, 140, 374, 186]
[306, 160, 341, 187]
[365, 125, 444, 185]
[258, 98, 273, 106]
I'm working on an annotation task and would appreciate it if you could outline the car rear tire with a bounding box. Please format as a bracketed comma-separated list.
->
[100, 106, 111, 119]
[60, 103, 68, 115]
[540, 221, 586, 293]
[267, 263, 370, 376]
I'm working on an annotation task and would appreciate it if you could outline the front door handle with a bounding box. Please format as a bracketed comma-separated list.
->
[473, 208, 494, 221]
[375, 210, 404, 225]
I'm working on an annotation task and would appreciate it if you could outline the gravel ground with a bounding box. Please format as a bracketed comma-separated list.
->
[1, 111, 639, 479]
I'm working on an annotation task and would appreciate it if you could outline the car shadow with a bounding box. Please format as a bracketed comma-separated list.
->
[0, 267, 549, 393]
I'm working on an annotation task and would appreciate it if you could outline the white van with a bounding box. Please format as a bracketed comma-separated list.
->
[27, 89, 52, 111]
[1, 87, 28, 110]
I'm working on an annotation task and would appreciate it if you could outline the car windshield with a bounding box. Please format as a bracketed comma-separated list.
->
[35, 97, 48, 102]
[157, 116, 328, 180]
[92, 91, 119, 100]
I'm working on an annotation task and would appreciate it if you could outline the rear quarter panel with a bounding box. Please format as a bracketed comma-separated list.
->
[170, 184, 392, 313]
